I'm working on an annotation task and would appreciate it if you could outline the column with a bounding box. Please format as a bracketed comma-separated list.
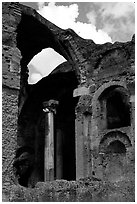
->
[73, 87, 92, 180]
[83, 114, 92, 177]
[43, 100, 59, 181]
[75, 112, 84, 179]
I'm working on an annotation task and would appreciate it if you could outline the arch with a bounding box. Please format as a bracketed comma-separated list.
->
[17, 67, 78, 186]
[92, 81, 128, 118]
[99, 131, 132, 153]
[106, 140, 126, 154]
[102, 87, 130, 129]
[91, 81, 131, 130]
[16, 6, 82, 116]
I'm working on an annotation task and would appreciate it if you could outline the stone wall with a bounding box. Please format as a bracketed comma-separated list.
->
[2, 88, 19, 189]
[2, 2, 135, 202]
[3, 179, 135, 202]
[74, 35, 135, 181]
[2, 2, 21, 190]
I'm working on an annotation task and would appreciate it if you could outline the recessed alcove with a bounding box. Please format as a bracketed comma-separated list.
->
[99, 86, 131, 130]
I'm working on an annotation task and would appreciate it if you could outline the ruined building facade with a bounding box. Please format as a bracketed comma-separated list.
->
[2, 2, 135, 190]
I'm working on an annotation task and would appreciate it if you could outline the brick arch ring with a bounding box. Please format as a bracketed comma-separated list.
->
[99, 130, 132, 153]
[91, 81, 128, 118]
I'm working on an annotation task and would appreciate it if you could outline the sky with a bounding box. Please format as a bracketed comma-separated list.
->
[21, 2, 135, 84]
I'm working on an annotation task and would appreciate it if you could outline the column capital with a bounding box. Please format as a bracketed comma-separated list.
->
[43, 100, 59, 114]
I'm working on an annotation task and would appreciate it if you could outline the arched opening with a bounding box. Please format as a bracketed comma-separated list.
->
[104, 140, 127, 182]
[14, 9, 80, 187]
[106, 140, 126, 154]
[99, 131, 132, 152]
[99, 86, 131, 130]
[106, 90, 130, 129]
[105, 141, 126, 182]
[99, 131, 131, 182]
[16, 62, 78, 187]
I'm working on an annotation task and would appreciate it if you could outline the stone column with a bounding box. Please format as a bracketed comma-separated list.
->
[43, 100, 59, 181]
[75, 110, 92, 179]
[75, 112, 84, 179]
[73, 87, 92, 180]
[83, 113, 92, 177]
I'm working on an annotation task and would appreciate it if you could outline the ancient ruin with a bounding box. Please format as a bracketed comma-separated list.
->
[2, 2, 135, 202]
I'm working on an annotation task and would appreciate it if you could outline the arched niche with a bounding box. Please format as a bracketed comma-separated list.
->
[99, 131, 132, 153]
[99, 86, 131, 129]
[92, 82, 131, 130]
[106, 140, 126, 154]
[99, 131, 132, 182]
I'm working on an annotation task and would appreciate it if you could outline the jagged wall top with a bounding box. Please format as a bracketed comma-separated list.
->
[2, 2, 135, 86]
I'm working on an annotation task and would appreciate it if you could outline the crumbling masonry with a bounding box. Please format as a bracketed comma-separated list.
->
[2, 2, 135, 202]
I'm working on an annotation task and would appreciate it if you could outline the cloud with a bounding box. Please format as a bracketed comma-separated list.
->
[37, 2, 79, 29]
[29, 2, 115, 84]
[37, 2, 112, 44]
[28, 2, 134, 83]
[86, 2, 135, 42]
[37, 2, 45, 10]
[98, 2, 135, 19]
[86, 10, 97, 25]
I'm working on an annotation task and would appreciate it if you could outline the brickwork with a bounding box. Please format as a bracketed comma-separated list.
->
[2, 88, 19, 190]
[2, 2, 135, 202]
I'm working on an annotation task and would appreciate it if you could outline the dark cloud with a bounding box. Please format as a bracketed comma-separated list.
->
[37, 2, 111, 43]
[87, 2, 135, 42]
[20, 2, 135, 42]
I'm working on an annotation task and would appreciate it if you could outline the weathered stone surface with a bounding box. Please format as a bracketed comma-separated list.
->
[2, 2, 135, 202]
[2, 88, 19, 189]
[3, 178, 135, 202]
[2, 2, 134, 86]
[73, 86, 90, 97]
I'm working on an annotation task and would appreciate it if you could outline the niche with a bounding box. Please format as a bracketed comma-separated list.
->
[99, 86, 131, 130]
[106, 90, 130, 129]
[106, 140, 126, 154]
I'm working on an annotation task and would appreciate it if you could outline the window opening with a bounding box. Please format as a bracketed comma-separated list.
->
[99, 86, 131, 130]
[106, 91, 130, 129]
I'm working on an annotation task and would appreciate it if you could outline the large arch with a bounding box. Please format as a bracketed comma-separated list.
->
[15, 63, 79, 187]
[14, 3, 84, 117]
[9, 2, 87, 187]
